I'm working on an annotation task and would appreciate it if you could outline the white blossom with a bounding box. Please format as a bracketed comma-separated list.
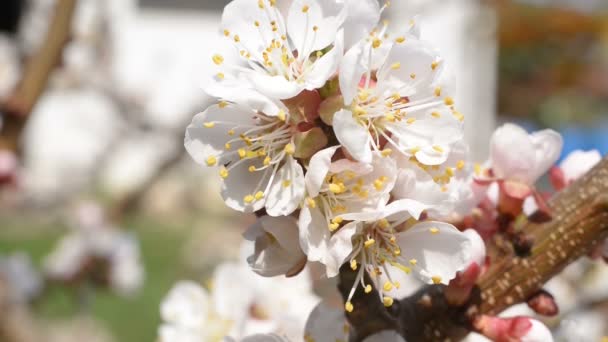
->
[488, 123, 562, 186]
[304, 300, 406, 342]
[334, 200, 475, 312]
[298, 148, 397, 277]
[43, 203, 144, 295]
[185, 102, 305, 216]
[207, 0, 347, 104]
[159, 244, 319, 342]
[334, 17, 462, 165]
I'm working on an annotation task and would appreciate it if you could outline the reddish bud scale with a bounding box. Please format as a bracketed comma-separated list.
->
[549, 166, 566, 191]
[474, 315, 533, 342]
[445, 263, 482, 306]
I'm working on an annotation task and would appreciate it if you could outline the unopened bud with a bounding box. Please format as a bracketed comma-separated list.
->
[527, 290, 559, 316]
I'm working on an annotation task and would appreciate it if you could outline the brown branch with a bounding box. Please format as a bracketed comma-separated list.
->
[339, 156, 608, 341]
[0, 0, 78, 153]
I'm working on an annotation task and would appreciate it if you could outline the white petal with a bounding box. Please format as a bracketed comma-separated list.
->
[341, 0, 380, 49]
[211, 262, 256, 320]
[306, 146, 340, 197]
[160, 281, 209, 328]
[522, 319, 554, 342]
[244, 216, 304, 277]
[340, 198, 426, 223]
[363, 330, 406, 342]
[205, 78, 281, 116]
[463, 229, 486, 267]
[339, 40, 368, 105]
[266, 157, 306, 217]
[158, 325, 204, 342]
[333, 109, 372, 163]
[221, 0, 284, 63]
[489, 124, 537, 183]
[185, 104, 254, 166]
[397, 221, 471, 285]
[326, 221, 359, 277]
[529, 129, 563, 183]
[391, 159, 452, 216]
[261, 216, 302, 252]
[377, 39, 441, 94]
[560, 149, 601, 182]
[288, 0, 341, 59]
[415, 145, 451, 166]
[221, 160, 268, 213]
[298, 205, 330, 262]
[305, 30, 344, 89]
[245, 71, 305, 100]
[304, 300, 348, 342]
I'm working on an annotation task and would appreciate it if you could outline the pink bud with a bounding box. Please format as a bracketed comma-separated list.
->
[527, 290, 559, 316]
[474, 316, 553, 342]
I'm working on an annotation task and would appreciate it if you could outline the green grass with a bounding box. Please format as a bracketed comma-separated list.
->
[0, 217, 202, 342]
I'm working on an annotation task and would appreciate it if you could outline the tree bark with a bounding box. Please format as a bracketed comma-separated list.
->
[339, 156, 608, 341]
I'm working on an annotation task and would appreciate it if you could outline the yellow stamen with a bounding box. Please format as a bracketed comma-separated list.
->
[372, 38, 382, 49]
[364, 239, 376, 248]
[284, 143, 295, 155]
[456, 160, 465, 170]
[383, 281, 393, 292]
[444, 97, 455, 106]
[254, 191, 265, 200]
[306, 197, 316, 208]
[244, 195, 255, 203]
[219, 167, 229, 179]
[203, 122, 215, 128]
[383, 297, 394, 307]
[431, 276, 442, 284]
[277, 110, 286, 121]
[429, 227, 440, 234]
[345, 301, 354, 313]
[212, 54, 224, 65]
[364, 285, 372, 293]
[206, 156, 217, 166]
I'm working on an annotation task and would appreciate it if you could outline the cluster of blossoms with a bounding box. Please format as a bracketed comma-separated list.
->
[43, 202, 144, 296]
[159, 243, 319, 341]
[185, 0, 484, 315]
[179, 0, 606, 340]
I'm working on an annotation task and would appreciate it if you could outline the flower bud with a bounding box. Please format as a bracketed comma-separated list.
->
[527, 290, 559, 316]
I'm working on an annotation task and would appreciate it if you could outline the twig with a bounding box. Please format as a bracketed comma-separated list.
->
[0, 0, 78, 153]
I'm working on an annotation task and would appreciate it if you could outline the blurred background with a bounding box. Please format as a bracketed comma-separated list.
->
[0, 0, 606, 341]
